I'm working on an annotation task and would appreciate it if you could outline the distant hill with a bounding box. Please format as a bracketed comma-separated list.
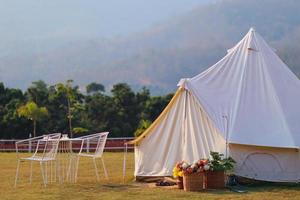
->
[1, 0, 300, 94]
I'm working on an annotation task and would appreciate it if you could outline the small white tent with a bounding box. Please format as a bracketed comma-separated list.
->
[128, 28, 300, 182]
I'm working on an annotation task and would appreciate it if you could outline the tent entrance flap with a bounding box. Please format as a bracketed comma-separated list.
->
[134, 89, 226, 177]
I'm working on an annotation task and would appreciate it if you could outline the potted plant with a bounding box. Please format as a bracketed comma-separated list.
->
[206, 151, 236, 189]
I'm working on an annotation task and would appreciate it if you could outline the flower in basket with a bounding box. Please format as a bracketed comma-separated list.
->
[185, 167, 194, 174]
[203, 164, 210, 171]
[173, 166, 182, 178]
[193, 159, 209, 172]
[173, 167, 179, 178]
[190, 163, 198, 171]
[181, 162, 189, 169]
[173, 161, 187, 178]
[198, 159, 209, 166]
[174, 159, 211, 177]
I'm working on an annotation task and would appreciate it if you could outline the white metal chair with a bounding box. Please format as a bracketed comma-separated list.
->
[74, 132, 109, 182]
[14, 133, 61, 187]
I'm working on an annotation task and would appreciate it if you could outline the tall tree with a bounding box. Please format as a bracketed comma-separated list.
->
[143, 93, 173, 121]
[17, 101, 48, 137]
[26, 80, 49, 105]
[55, 80, 83, 138]
[0, 83, 29, 139]
[86, 82, 105, 94]
[85, 93, 115, 134]
[111, 83, 139, 137]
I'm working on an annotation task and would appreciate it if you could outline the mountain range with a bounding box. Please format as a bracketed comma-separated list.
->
[1, 0, 300, 94]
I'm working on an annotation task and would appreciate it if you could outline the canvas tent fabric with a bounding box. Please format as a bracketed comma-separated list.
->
[129, 28, 300, 182]
[185, 28, 300, 148]
[133, 88, 226, 176]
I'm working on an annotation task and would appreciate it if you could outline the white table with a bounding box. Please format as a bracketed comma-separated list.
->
[56, 137, 83, 183]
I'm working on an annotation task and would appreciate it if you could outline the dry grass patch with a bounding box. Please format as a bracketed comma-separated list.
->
[0, 152, 299, 200]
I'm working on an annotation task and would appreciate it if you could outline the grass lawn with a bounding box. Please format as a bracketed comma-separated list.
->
[1, 152, 300, 200]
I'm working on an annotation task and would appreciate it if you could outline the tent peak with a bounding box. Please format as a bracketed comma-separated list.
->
[247, 27, 258, 51]
[177, 78, 190, 88]
[249, 27, 256, 32]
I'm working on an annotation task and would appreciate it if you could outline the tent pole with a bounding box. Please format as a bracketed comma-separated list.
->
[183, 89, 188, 158]
[184, 89, 188, 119]
[223, 115, 229, 158]
[122, 143, 128, 183]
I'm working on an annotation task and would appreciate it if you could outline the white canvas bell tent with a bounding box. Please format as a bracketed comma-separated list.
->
[128, 28, 300, 182]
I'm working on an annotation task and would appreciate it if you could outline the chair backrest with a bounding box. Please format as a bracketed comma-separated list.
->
[79, 132, 109, 157]
[16, 135, 46, 157]
[43, 133, 61, 160]
[16, 133, 61, 160]
[94, 132, 109, 157]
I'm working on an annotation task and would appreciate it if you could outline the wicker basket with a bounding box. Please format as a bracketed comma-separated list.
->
[177, 177, 183, 189]
[183, 172, 205, 191]
[206, 171, 225, 189]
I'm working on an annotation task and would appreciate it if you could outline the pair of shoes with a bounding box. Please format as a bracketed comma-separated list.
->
[155, 181, 173, 186]
[156, 181, 170, 186]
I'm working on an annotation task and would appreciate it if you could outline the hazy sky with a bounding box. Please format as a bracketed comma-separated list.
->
[0, 0, 209, 41]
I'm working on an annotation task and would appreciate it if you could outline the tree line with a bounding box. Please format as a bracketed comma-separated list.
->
[0, 80, 173, 139]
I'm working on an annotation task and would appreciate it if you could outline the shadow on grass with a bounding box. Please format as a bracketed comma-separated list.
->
[241, 182, 300, 192]
[65, 182, 142, 193]
[101, 183, 140, 190]
[143, 181, 300, 196]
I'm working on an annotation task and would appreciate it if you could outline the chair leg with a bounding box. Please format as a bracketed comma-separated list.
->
[45, 161, 48, 184]
[71, 156, 76, 183]
[66, 156, 72, 182]
[101, 157, 109, 180]
[93, 158, 100, 182]
[75, 157, 80, 183]
[29, 161, 33, 184]
[50, 161, 53, 183]
[57, 159, 62, 184]
[40, 162, 46, 187]
[14, 160, 21, 187]
[54, 161, 57, 183]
